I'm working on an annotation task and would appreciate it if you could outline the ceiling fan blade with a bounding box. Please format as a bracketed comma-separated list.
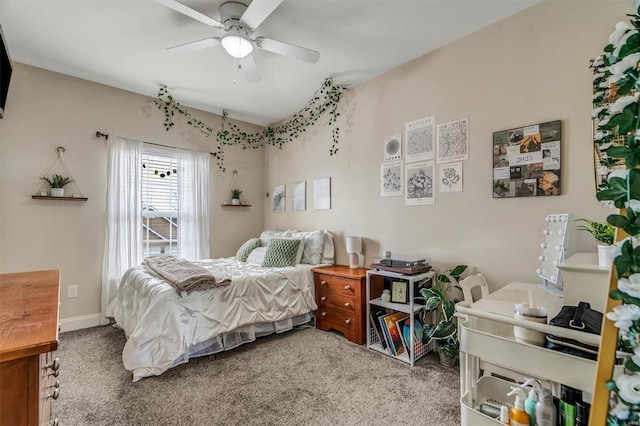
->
[239, 55, 260, 83]
[255, 37, 320, 64]
[240, 0, 283, 30]
[167, 37, 221, 53]
[156, 0, 223, 28]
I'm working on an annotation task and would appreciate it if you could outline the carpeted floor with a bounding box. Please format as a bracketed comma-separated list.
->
[52, 325, 460, 425]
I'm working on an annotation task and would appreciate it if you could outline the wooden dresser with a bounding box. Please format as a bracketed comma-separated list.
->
[0, 270, 60, 426]
[312, 265, 373, 345]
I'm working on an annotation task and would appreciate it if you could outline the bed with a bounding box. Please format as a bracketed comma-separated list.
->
[106, 229, 333, 381]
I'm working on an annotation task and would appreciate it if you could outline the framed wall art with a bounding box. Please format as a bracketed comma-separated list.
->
[381, 160, 403, 197]
[313, 177, 331, 210]
[492, 120, 561, 198]
[272, 184, 285, 213]
[438, 162, 462, 193]
[384, 134, 402, 161]
[405, 116, 435, 163]
[292, 180, 306, 211]
[405, 161, 435, 206]
[437, 118, 469, 163]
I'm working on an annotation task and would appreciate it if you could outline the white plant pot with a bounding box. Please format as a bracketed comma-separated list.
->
[50, 188, 64, 197]
[231, 198, 240, 205]
[597, 244, 615, 268]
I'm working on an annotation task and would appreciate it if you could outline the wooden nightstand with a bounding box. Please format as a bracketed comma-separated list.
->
[311, 265, 370, 345]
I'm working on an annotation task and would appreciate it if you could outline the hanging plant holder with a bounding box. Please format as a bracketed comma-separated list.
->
[221, 170, 250, 207]
[32, 146, 87, 201]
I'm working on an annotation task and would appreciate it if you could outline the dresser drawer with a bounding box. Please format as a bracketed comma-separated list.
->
[315, 273, 357, 297]
[316, 308, 356, 331]
[317, 291, 356, 313]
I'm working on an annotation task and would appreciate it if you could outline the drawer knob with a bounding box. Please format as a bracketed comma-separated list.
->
[47, 389, 60, 400]
[45, 358, 60, 372]
[344, 302, 350, 308]
[344, 285, 351, 291]
[320, 296, 327, 301]
[321, 312, 327, 317]
[320, 280, 327, 286]
[345, 319, 351, 324]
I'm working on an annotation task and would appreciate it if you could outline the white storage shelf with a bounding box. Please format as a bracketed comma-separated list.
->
[365, 269, 435, 366]
[460, 316, 597, 392]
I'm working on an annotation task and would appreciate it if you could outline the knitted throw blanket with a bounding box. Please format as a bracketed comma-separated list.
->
[143, 255, 231, 295]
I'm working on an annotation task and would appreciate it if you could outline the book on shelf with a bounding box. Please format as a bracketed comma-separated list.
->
[382, 312, 409, 356]
[370, 308, 390, 353]
[396, 317, 410, 354]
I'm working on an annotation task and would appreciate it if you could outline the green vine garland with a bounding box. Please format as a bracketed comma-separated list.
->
[154, 78, 345, 172]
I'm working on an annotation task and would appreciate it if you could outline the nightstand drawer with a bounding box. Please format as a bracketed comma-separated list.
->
[317, 291, 356, 313]
[315, 273, 357, 296]
[316, 309, 356, 331]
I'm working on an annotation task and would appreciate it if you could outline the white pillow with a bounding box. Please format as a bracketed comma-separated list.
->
[246, 247, 267, 265]
[292, 229, 324, 265]
[259, 230, 293, 247]
[321, 231, 335, 264]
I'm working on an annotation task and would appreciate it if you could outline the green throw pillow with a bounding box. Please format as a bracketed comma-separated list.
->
[262, 238, 301, 267]
[236, 238, 262, 262]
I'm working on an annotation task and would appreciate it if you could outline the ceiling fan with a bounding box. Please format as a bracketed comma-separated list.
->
[157, 0, 320, 82]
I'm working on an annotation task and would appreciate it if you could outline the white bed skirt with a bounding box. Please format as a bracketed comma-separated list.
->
[179, 312, 314, 362]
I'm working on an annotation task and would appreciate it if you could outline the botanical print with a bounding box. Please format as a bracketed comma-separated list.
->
[272, 184, 285, 213]
[437, 118, 469, 163]
[292, 181, 306, 211]
[438, 162, 462, 193]
[405, 161, 435, 206]
[405, 116, 435, 163]
[384, 134, 402, 161]
[380, 161, 403, 197]
[313, 177, 331, 210]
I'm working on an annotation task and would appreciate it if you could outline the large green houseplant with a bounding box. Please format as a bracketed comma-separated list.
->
[420, 265, 467, 366]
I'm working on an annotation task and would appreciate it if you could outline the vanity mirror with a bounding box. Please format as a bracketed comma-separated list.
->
[536, 213, 570, 297]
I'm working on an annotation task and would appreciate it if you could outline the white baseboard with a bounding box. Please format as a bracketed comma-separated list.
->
[59, 313, 107, 333]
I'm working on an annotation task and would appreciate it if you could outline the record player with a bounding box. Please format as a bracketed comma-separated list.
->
[370, 256, 431, 275]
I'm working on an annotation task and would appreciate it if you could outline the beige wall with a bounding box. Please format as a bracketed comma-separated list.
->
[0, 64, 265, 320]
[265, 0, 630, 290]
[0, 0, 630, 322]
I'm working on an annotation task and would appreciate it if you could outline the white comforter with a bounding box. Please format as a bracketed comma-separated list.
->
[106, 257, 318, 381]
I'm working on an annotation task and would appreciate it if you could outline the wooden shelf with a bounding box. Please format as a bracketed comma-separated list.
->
[32, 195, 88, 201]
[220, 203, 251, 207]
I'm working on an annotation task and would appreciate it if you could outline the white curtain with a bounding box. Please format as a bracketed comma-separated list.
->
[177, 148, 210, 260]
[101, 136, 143, 322]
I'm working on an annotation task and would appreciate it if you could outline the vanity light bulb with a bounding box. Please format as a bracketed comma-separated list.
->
[553, 260, 558, 266]
[556, 246, 562, 251]
[545, 217, 551, 222]
[536, 268, 542, 274]
[540, 243, 547, 249]
[558, 229, 565, 235]
[550, 276, 557, 283]
[559, 216, 567, 222]
[543, 230, 550, 235]
[538, 255, 545, 261]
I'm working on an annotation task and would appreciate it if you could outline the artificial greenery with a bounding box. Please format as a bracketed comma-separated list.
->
[420, 265, 467, 363]
[231, 189, 242, 199]
[575, 218, 616, 245]
[590, 7, 640, 424]
[40, 174, 73, 188]
[154, 78, 346, 172]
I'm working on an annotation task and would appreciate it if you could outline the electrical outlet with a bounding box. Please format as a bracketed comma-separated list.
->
[67, 285, 78, 298]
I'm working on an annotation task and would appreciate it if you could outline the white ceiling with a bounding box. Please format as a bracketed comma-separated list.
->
[0, 0, 540, 126]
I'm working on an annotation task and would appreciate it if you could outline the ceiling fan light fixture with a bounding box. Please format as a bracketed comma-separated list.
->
[221, 34, 253, 59]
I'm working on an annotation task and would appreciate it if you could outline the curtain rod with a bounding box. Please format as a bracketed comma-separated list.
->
[95, 131, 217, 157]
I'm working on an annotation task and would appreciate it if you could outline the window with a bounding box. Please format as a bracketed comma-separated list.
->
[141, 145, 178, 257]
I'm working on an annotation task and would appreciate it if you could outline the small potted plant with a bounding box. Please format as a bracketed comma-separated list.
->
[230, 189, 242, 205]
[40, 174, 74, 197]
[575, 218, 615, 268]
[420, 265, 467, 366]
